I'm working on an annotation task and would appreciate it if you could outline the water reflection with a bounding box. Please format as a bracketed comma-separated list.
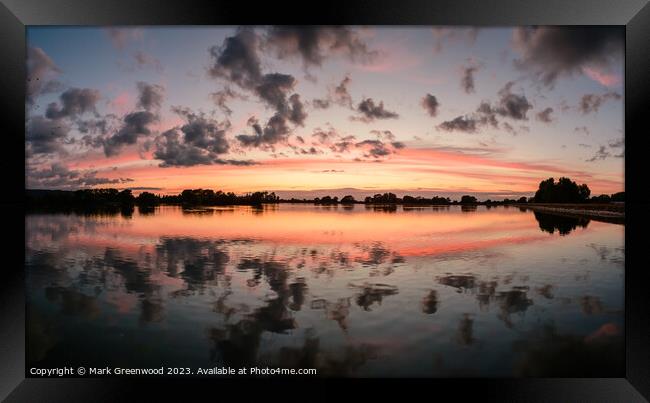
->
[26, 205, 624, 376]
[533, 212, 590, 235]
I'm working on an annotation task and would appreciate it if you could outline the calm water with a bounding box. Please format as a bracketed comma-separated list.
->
[26, 205, 624, 377]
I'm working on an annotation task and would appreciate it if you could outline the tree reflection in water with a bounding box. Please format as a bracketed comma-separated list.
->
[25, 206, 624, 376]
[533, 212, 590, 235]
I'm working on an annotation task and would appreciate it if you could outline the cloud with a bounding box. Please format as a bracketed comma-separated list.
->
[288, 94, 307, 126]
[27, 47, 63, 104]
[208, 28, 262, 89]
[136, 82, 165, 112]
[512, 26, 623, 87]
[582, 66, 620, 87]
[586, 137, 624, 162]
[492, 81, 533, 120]
[437, 82, 531, 133]
[329, 136, 357, 153]
[574, 126, 590, 135]
[208, 28, 308, 144]
[460, 61, 481, 94]
[27, 162, 133, 189]
[579, 91, 621, 114]
[421, 94, 440, 117]
[264, 26, 378, 68]
[608, 138, 624, 148]
[432, 28, 479, 53]
[77, 118, 111, 135]
[536, 107, 554, 123]
[312, 127, 340, 144]
[437, 115, 478, 133]
[105, 28, 144, 50]
[102, 111, 158, 156]
[133, 51, 163, 73]
[210, 87, 246, 116]
[153, 110, 253, 167]
[333, 76, 353, 107]
[237, 114, 291, 148]
[312, 76, 354, 110]
[26, 116, 71, 155]
[87, 82, 165, 156]
[45, 88, 101, 120]
[312, 98, 331, 109]
[355, 139, 404, 159]
[586, 145, 610, 162]
[370, 130, 396, 142]
[353, 98, 399, 122]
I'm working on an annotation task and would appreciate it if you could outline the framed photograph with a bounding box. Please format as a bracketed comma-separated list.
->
[2, 0, 649, 401]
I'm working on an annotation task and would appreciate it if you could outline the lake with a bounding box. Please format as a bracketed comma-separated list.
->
[25, 204, 624, 377]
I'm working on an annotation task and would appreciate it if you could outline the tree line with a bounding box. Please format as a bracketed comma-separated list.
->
[25, 177, 624, 210]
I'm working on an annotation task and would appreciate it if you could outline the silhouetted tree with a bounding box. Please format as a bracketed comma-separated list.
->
[136, 191, 159, 206]
[533, 177, 591, 203]
[340, 195, 356, 204]
[610, 192, 625, 202]
[460, 195, 478, 204]
[590, 194, 611, 203]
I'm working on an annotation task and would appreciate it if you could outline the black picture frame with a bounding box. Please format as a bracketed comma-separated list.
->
[2, 0, 649, 401]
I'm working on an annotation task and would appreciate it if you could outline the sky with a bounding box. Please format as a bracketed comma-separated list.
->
[25, 26, 624, 199]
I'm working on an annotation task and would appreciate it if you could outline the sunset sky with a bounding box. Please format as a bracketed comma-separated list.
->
[25, 26, 624, 199]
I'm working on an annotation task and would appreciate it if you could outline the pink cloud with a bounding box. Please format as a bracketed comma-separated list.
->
[583, 66, 621, 87]
[110, 91, 132, 114]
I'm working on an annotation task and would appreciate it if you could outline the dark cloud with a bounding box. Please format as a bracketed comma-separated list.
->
[579, 91, 621, 114]
[333, 76, 353, 107]
[45, 88, 101, 120]
[353, 98, 399, 122]
[264, 26, 378, 68]
[493, 81, 533, 120]
[208, 28, 262, 89]
[208, 29, 308, 145]
[26, 116, 71, 155]
[255, 73, 296, 111]
[103, 111, 158, 156]
[512, 26, 623, 87]
[437, 82, 531, 134]
[355, 139, 403, 159]
[436, 115, 478, 133]
[136, 82, 165, 112]
[27, 162, 133, 189]
[152, 110, 251, 167]
[77, 118, 111, 135]
[236, 114, 291, 148]
[460, 62, 481, 94]
[421, 94, 440, 117]
[536, 107, 554, 123]
[27, 47, 63, 104]
[288, 94, 307, 126]
[330, 136, 357, 153]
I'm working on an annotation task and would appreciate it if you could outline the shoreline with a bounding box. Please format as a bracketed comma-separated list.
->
[514, 203, 625, 224]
